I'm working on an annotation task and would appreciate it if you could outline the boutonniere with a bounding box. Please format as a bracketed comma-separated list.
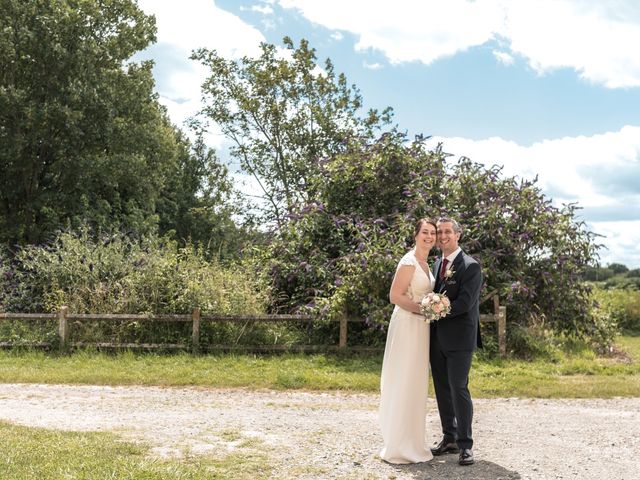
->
[444, 269, 456, 280]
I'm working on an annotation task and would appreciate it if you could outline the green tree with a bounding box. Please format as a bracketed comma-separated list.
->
[608, 263, 629, 275]
[191, 37, 393, 228]
[156, 133, 253, 260]
[0, 0, 177, 245]
[584, 266, 615, 281]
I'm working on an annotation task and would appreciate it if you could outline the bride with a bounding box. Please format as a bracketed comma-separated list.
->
[379, 218, 437, 463]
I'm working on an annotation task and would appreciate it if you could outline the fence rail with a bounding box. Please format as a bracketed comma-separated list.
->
[0, 295, 506, 355]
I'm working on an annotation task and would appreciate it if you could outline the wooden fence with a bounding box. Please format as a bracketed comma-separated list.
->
[0, 294, 506, 356]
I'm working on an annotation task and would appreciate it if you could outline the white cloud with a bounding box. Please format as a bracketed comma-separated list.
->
[278, 0, 503, 64]
[588, 221, 640, 267]
[503, 1, 640, 88]
[251, 4, 274, 15]
[424, 126, 640, 266]
[277, 0, 640, 88]
[135, 0, 265, 139]
[363, 62, 383, 70]
[138, 0, 264, 58]
[493, 50, 514, 65]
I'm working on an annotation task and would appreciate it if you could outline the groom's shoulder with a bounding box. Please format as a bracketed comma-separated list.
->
[460, 250, 480, 268]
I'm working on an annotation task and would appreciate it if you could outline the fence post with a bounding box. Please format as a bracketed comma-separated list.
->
[497, 306, 507, 357]
[192, 307, 201, 354]
[339, 312, 348, 349]
[58, 306, 69, 351]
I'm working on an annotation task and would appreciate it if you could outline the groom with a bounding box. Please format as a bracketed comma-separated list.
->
[430, 217, 483, 466]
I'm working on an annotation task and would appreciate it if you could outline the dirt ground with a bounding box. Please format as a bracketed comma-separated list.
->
[0, 383, 638, 479]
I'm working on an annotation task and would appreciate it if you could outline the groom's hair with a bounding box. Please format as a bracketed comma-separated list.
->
[437, 216, 462, 234]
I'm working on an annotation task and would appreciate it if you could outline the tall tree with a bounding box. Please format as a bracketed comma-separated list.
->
[0, 0, 179, 245]
[192, 37, 393, 228]
[157, 132, 253, 260]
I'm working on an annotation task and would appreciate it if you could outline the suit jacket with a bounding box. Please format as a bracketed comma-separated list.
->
[432, 250, 483, 351]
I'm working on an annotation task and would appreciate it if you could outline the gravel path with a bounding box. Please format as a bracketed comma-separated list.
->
[0, 383, 638, 479]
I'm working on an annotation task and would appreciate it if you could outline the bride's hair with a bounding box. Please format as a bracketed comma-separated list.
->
[414, 218, 437, 238]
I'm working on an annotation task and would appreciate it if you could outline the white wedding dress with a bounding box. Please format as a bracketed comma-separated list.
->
[379, 250, 435, 464]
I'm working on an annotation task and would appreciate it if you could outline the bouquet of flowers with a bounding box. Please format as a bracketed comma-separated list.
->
[420, 292, 451, 323]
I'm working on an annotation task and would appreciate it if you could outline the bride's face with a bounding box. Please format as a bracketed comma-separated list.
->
[415, 222, 437, 251]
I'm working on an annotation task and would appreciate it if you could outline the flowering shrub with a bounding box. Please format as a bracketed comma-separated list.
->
[262, 132, 609, 348]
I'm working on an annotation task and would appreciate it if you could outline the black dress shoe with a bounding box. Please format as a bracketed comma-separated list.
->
[459, 448, 474, 465]
[430, 438, 459, 456]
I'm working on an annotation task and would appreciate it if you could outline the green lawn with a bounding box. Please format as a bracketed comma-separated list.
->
[0, 421, 270, 480]
[0, 336, 638, 398]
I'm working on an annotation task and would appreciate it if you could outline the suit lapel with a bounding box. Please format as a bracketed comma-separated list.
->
[433, 258, 442, 291]
[451, 251, 463, 273]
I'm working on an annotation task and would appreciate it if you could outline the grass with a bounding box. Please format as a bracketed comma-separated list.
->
[0, 338, 638, 479]
[0, 336, 638, 398]
[0, 421, 270, 480]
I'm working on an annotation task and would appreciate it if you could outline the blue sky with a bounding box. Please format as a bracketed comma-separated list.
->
[135, 0, 640, 268]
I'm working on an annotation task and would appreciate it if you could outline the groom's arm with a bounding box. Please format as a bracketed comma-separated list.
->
[445, 262, 482, 319]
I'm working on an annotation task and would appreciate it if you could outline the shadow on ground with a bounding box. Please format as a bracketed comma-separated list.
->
[388, 454, 521, 480]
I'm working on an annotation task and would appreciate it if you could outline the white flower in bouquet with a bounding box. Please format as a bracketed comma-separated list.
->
[420, 292, 451, 323]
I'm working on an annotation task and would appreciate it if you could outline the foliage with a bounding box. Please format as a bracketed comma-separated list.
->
[584, 263, 638, 282]
[0, 246, 9, 309]
[584, 266, 616, 281]
[608, 262, 629, 275]
[0, 230, 269, 345]
[586, 263, 640, 291]
[4, 230, 264, 315]
[0, 0, 241, 255]
[192, 36, 393, 228]
[262, 132, 607, 347]
[156, 133, 254, 260]
[603, 275, 640, 290]
[593, 286, 640, 334]
[627, 268, 640, 278]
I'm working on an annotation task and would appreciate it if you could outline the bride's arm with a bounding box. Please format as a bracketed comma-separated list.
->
[389, 265, 422, 314]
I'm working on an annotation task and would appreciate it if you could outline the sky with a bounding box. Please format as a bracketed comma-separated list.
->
[135, 0, 640, 268]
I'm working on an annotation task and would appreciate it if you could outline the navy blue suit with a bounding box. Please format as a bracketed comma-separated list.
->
[430, 250, 482, 449]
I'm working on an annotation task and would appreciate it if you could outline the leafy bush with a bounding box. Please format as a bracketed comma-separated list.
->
[0, 247, 9, 310]
[0, 231, 282, 346]
[4, 231, 264, 315]
[603, 276, 640, 290]
[627, 268, 640, 278]
[593, 286, 640, 334]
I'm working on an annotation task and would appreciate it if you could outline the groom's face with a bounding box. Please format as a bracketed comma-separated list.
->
[437, 221, 461, 255]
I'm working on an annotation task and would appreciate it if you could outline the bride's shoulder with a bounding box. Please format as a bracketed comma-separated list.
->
[397, 249, 418, 267]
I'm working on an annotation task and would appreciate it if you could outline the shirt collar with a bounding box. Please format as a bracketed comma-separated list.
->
[443, 247, 461, 263]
